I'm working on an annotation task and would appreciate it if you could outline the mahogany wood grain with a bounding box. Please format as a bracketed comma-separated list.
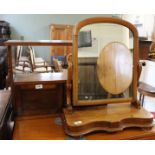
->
[13, 71, 67, 116]
[50, 24, 73, 55]
[97, 42, 133, 95]
[139, 39, 152, 60]
[63, 17, 153, 137]
[5, 40, 72, 101]
[86, 126, 155, 140]
[66, 53, 73, 108]
[63, 103, 153, 136]
[4, 40, 72, 46]
[5, 39, 72, 117]
[7, 46, 13, 88]
[15, 87, 64, 116]
[13, 115, 66, 140]
[13, 114, 155, 140]
[72, 17, 139, 106]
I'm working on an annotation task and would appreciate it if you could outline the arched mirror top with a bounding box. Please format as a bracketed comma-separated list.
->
[73, 17, 138, 38]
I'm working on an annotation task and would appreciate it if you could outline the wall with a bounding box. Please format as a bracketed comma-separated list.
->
[0, 14, 113, 61]
[140, 60, 155, 87]
[78, 24, 130, 58]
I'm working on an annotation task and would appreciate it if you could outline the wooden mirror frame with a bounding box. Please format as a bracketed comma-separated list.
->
[72, 17, 139, 106]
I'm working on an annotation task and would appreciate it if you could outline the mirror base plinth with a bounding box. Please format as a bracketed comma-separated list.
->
[62, 103, 153, 137]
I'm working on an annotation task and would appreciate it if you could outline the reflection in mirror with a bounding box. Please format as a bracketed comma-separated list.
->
[78, 23, 134, 101]
[12, 46, 54, 76]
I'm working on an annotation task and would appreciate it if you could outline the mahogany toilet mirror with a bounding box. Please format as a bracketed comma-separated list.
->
[62, 17, 153, 137]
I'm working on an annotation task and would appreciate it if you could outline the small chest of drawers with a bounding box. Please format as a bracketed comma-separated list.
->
[13, 72, 67, 116]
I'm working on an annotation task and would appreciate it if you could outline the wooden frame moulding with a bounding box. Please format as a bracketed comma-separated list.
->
[72, 17, 139, 107]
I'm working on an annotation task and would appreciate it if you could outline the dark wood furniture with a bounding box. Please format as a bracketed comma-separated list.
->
[4, 40, 72, 85]
[139, 39, 152, 60]
[148, 42, 155, 60]
[0, 90, 14, 139]
[4, 40, 72, 117]
[14, 71, 67, 116]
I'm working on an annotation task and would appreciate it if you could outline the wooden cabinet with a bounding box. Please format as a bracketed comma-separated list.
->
[50, 24, 73, 56]
[5, 40, 72, 117]
[14, 72, 67, 116]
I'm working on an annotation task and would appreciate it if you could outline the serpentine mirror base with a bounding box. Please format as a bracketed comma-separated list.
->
[62, 103, 153, 137]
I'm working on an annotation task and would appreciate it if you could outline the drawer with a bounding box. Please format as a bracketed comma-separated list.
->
[19, 83, 57, 90]
[15, 84, 64, 116]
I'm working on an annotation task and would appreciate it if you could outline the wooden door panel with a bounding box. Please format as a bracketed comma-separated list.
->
[50, 24, 73, 56]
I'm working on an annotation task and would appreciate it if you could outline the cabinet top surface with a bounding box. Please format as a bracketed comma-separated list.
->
[14, 70, 67, 85]
[4, 40, 72, 46]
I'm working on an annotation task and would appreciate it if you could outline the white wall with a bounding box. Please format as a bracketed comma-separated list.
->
[140, 60, 155, 87]
[0, 14, 112, 61]
[78, 24, 130, 58]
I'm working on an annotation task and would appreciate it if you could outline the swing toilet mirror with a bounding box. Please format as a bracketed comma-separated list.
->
[72, 18, 138, 106]
[63, 17, 153, 137]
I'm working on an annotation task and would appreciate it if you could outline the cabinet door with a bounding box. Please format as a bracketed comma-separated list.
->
[50, 24, 73, 56]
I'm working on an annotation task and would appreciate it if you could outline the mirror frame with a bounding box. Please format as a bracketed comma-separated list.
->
[72, 17, 139, 106]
